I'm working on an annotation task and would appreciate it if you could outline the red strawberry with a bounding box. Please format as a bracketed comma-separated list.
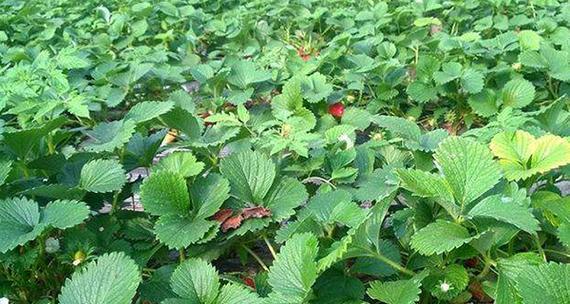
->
[328, 102, 345, 118]
[464, 258, 479, 268]
[242, 276, 256, 289]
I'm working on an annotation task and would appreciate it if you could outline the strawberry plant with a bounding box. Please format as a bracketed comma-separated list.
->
[1, 0, 570, 303]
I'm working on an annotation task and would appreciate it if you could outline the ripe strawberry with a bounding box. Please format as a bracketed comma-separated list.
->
[328, 102, 345, 118]
[242, 276, 256, 289]
[464, 258, 479, 268]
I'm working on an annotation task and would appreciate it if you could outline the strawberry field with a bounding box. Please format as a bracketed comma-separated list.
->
[1, 0, 570, 303]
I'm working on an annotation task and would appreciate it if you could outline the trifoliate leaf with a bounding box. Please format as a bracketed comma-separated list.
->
[266, 233, 319, 303]
[501, 78, 535, 109]
[219, 151, 276, 204]
[410, 220, 477, 255]
[490, 130, 570, 181]
[434, 136, 502, 207]
[467, 195, 539, 234]
[124, 101, 174, 123]
[59, 252, 141, 304]
[140, 171, 190, 216]
[515, 263, 570, 304]
[154, 151, 204, 178]
[83, 120, 136, 152]
[79, 159, 126, 193]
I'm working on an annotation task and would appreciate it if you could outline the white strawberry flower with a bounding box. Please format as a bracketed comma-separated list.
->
[0, 297, 9, 304]
[440, 281, 451, 293]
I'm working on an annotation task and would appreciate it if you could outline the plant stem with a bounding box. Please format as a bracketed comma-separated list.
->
[179, 249, 186, 262]
[534, 234, 546, 262]
[543, 249, 570, 259]
[365, 248, 415, 276]
[476, 257, 495, 280]
[263, 236, 277, 259]
[242, 245, 269, 272]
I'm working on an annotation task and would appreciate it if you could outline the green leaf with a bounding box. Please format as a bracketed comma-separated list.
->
[434, 136, 501, 207]
[501, 78, 535, 109]
[414, 17, 441, 27]
[468, 89, 498, 117]
[264, 177, 308, 221]
[396, 169, 458, 217]
[558, 222, 570, 248]
[124, 101, 174, 123]
[0, 197, 43, 253]
[83, 120, 136, 152]
[373, 115, 421, 141]
[406, 82, 437, 103]
[42, 200, 90, 229]
[341, 107, 372, 130]
[367, 276, 424, 304]
[216, 283, 263, 304]
[59, 252, 142, 304]
[79, 159, 126, 193]
[467, 195, 539, 234]
[410, 220, 476, 255]
[227, 60, 270, 89]
[140, 171, 190, 216]
[518, 30, 542, 51]
[154, 216, 215, 249]
[300, 73, 333, 103]
[170, 258, 220, 303]
[515, 263, 570, 304]
[219, 151, 276, 204]
[267, 233, 319, 303]
[154, 151, 204, 178]
[495, 253, 543, 304]
[490, 130, 570, 181]
[191, 174, 230, 219]
[461, 68, 484, 94]
[0, 197, 89, 253]
[433, 62, 462, 85]
[0, 159, 12, 186]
